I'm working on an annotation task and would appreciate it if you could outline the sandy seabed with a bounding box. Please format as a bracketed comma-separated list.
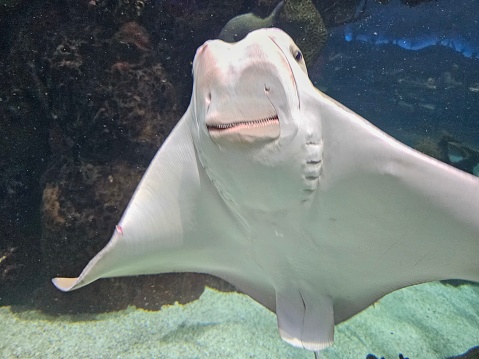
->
[1, 281, 478, 359]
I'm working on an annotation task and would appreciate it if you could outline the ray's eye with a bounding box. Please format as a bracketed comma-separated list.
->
[294, 50, 303, 62]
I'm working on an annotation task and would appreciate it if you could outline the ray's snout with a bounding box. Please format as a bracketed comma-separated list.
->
[195, 40, 212, 56]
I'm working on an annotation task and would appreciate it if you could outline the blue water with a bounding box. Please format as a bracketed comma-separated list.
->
[314, 0, 479, 147]
[342, 0, 479, 59]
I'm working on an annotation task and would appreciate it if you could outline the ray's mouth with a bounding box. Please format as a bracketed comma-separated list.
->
[206, 114, 280, 144]
[206, 115, 279, 132]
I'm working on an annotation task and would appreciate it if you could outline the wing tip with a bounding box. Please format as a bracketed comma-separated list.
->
[52, 277, 79, 292]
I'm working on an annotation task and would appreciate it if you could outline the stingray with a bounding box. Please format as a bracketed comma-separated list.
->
[53, 28, 479, 357]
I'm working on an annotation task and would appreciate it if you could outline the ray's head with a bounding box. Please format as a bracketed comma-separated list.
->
[189, 28, 315, 210]
[192, 28, 308, 148]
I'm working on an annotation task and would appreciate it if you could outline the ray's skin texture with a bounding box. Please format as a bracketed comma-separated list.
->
[53, 29, 479, 355]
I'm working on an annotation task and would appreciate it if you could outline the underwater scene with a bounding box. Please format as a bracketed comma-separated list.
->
[1, 0, 478, 358]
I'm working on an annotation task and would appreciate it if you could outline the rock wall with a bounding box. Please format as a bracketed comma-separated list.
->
[0, 0, 240, 312]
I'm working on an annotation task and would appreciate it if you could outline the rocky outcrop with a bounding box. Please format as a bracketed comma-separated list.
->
[0, 0, 239, 311]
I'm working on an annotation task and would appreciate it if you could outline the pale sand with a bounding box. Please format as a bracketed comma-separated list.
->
[1, 281, 478, 358]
